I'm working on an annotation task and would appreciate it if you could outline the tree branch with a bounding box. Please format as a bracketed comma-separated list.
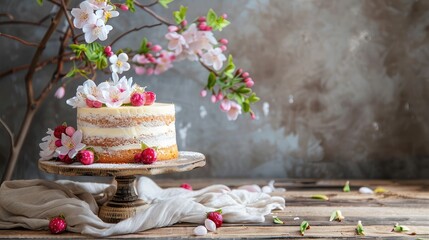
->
[0, 118, 14, 148]
[134, 0, 174, 26]
[110, 23, 162, 46]
[0, 33, 38, 47]
[24, 5, 66, 108]
[0, 13, 14, 20]
[199, 60, 219, 77]
[145, 0, 159, 7]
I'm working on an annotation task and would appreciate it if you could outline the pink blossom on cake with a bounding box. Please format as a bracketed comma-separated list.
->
[39, 129, 59, 160]
[56, 130, 85, 159]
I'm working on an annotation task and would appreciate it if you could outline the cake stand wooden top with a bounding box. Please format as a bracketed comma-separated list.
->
[38, 151, 205, 177]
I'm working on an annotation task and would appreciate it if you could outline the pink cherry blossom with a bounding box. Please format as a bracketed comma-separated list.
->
[56, 130, 85, 159]
[220, 99, 231, 111]
[168, 26, 179, 32]
[154, 50, 175, 75]
[226, 100, 242, 121]
[165, 31, 187, 55]
[200, 48, 226, 71]
[87, 0, 107, 10]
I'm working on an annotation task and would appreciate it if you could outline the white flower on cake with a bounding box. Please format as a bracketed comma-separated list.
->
[82, 19, 112, 43]
[66, 85, 87, 108]
[56, 130, 85, 159]
[71, 1, 97, 29]
[39, 129, 59, 160]
[200, 48, 226, 71]
[165, 31, 187, 55]
[95, 5, 119, 22]
[110, 53, 131, 74]
[87, 0, 108, 10]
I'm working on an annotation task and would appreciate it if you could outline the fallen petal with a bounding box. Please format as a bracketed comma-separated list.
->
[359, 187, 374, 194]
[193, 225, 207, 236]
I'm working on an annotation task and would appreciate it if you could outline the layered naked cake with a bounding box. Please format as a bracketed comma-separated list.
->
[77, 103, 178, 163]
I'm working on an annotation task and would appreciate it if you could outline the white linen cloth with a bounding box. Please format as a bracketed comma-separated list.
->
[0, 177, 285, 237]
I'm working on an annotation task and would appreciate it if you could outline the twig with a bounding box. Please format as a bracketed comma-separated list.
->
[0, 13, 14, 20]
[0, 118, 14, 147]
[47, 0, 61, 6]
[0, 53, 74, 79]
[110, 23, 162, 46]
[73, 32, 84, 42]
[60, 0, 76, 42]
[0, 33, 39, 47]
[134, 0, 173, 26]
[145, 0, 159, 7]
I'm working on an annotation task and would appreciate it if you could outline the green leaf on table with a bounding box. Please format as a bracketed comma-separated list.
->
[126, 0, 136, 12]
[273, 216, 283, 224]
[159, 0, 174, 8]
[343, 181, 350, 192]
[36, 0, 43, 6]
[392, 223, 410, 232]
[173, 5, 187, 24]
[311, 194, 329, 201]
[300, 221, 310, 236]
[356, 221, 365, 235]
[329, 210, 345, 222]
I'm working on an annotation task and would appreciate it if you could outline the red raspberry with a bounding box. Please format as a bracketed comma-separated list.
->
[54, 125, 67, 139]
[49, 216, 67, 234]
[207, 210, 223, 228]
[130, 93, 146, 106]
[180, 183, 193, 190]
[144, 91, 156, 106]
[140, 148, 157, 164]
[134, 152, 142, 162]
[77, 150, 94, 165]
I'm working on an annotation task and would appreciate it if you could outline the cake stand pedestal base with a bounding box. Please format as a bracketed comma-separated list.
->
[38, 151, 205, 223]
[98, 175, 148, 223]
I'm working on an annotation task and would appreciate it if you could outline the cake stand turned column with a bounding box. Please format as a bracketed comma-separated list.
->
[98, 175, 147, 223]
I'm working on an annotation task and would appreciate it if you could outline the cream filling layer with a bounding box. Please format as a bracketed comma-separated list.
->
[90, 139, 177, 152]
[77, 103, 175, 118]
[80, 124, 175, 138]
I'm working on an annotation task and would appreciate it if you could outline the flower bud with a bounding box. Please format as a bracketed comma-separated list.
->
[219, 38, 229, 45]
[65, 126, 75, 136]
[55, 139, 62, 147]
[221, 13, 228, 19]
[151, 45, 162, 52]
[217, 92, 224, 101]
[181, 19, 188, 27]
[92, 101, 102, 108]
[235, 68, 243, 76]
[146, 68, 154, 75]
[120, 4, 129, 11]
[250, 112, 256, 120]
[200, 89, 207, 97]
[146, 42, 152, 48]
[198, 16, 206, 22]
[242, 72, 250, 78]
[211, 95, 217, 103]
[54, 87, 65, 99]
[245, 78, 254, 88]
[220, 45, 227, 52]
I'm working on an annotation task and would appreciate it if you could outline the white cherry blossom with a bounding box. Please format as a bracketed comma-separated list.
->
[110, 53, 131, 74]
[82, 19, 113, 43]
[95, 5, 119, 22]
[56, 131, 85, 159]
[66, 85, 86, 108]
[87, 0, 108, 10]
[82, 79, 102, 101]
[39, 129, 59, 160]
[200, 48, 226, 71]
[100, 84, 131, 108]
[71, 1, 97, 29]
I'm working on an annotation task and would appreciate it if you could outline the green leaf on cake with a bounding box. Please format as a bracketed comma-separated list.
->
[141, 143, 149, 150]
[159, 0, 174, 8]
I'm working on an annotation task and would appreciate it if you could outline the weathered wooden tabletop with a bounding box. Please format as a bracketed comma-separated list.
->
[1, 179, 428, 239]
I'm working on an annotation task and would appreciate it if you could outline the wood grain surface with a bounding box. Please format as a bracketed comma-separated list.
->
[1, 179, 428, 239]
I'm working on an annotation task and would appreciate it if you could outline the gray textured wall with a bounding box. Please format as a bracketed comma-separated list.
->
[1, 0, 429, 181]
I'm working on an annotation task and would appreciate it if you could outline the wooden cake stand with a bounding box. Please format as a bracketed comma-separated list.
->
[38, 151, 205, 223]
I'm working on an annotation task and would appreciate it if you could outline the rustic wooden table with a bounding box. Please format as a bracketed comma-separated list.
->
[1, 179, 428, 239]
